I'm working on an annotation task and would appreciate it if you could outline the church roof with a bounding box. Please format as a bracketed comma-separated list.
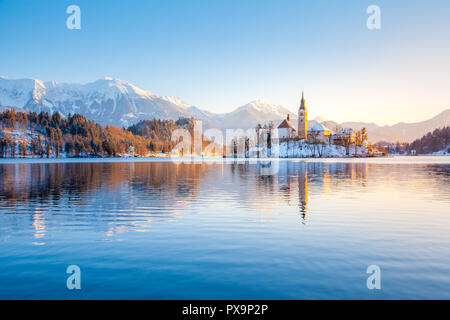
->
[278, 119, 296, 130]
[308, 123, 331, 132]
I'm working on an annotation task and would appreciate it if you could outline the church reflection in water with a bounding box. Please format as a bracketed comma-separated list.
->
[298, 166, 308, 220]
[251, 160, 373, 223]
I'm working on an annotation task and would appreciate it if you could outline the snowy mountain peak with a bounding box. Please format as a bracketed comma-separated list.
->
[186, 105, 214, 120]
[0, 77, 46, 107]
[85, 77, 156, 99]
[249, 98, 269, 105]
[0, 76, 187, 127]
[314, 116, 328, 123]
[161, 96, 192, 109]
[237, 99, 294, 118]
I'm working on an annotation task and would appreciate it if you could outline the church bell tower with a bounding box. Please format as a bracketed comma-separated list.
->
[298, 91, 308, 139]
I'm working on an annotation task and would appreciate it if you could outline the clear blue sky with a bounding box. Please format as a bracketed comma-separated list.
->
[1, 0, 449, 125]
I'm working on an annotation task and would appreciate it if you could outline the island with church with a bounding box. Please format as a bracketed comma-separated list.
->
[230, 92, 378, 158]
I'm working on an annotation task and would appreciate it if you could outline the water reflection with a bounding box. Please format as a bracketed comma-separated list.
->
[0, 160, 449, 237]
[32, 213, 46, 246]
[0, 162, 210, 205]
[298, 168, 308, 220]
[0, 159, 450, 299]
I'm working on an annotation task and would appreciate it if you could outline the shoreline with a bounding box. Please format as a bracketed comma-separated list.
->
[0, 155, 449, 165]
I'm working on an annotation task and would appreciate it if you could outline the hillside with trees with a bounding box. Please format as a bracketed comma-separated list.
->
[407, 126, 450, 154]
[128, 118, 218, 155]
[0, 109, 151, 158]
[127, 118, 194, 154]
[0, 110, 218, 158]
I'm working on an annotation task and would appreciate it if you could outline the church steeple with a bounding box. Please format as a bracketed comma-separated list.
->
[300, 91, 306, 109]
[298, 90, 308, 139]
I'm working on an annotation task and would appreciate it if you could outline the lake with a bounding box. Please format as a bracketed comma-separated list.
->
[0, 157, 449, 299]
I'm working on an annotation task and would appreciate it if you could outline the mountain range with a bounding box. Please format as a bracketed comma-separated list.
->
[0, 76, 448, 143]
[312, 110, 450, 144]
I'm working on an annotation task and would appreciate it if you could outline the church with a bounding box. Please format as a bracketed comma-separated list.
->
[277, 91, 331, 143]
[297, 91, 307, 139]
[277, 91, 308, 141]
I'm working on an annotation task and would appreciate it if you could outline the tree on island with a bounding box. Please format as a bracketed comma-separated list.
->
[354, 127, 368, 155]
[307, 131, 324, 157]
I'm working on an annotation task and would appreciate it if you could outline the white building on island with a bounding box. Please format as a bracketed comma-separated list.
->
[277, 114, 297, 141]
[331, 128, 355, 145]
[307, 123, 332, 144]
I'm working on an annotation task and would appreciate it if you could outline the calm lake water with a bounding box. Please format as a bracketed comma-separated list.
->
[0, 157, 449, 299]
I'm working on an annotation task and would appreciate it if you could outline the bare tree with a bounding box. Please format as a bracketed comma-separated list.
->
[354, 131, 361, 155]
[354, 127, 367, 155]
[10, 140, 17, 158]
[308, 131, 322, 157]
[19, 141, 27, 157]
[255, 123, 262, 157]
[361, 127, 368, 142]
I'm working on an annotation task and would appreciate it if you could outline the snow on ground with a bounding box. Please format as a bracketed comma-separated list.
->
[0, 126, 47, 156]
[237, 140, 369, 158]
[277, 140, 348, 158]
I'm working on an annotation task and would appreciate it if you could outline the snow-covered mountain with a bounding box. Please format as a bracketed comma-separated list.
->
[160, 96, 192, 110]
[0, 76, 294, 129]
[1, 76, 448, 142]
[313, 116, 328, 123]
[182, 99, 294, 130]
[0, 76, 191, 127]
[218, 99, 293, 129]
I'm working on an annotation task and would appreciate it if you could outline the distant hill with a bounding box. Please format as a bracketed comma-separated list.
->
[299, 110, 449, 143]
[127, 117, 202, 153]
[338, 109, 450, 143]
[407, 126, 450, 154]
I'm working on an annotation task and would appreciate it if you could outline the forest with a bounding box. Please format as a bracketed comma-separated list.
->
[407, 126, 450, 154]
[127, 118, 195, 153]
[0, 109, 196, 158]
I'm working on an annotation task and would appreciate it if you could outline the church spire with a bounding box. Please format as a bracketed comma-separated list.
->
[300, 91, 306, 109]
[298, 90, 308, 139]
